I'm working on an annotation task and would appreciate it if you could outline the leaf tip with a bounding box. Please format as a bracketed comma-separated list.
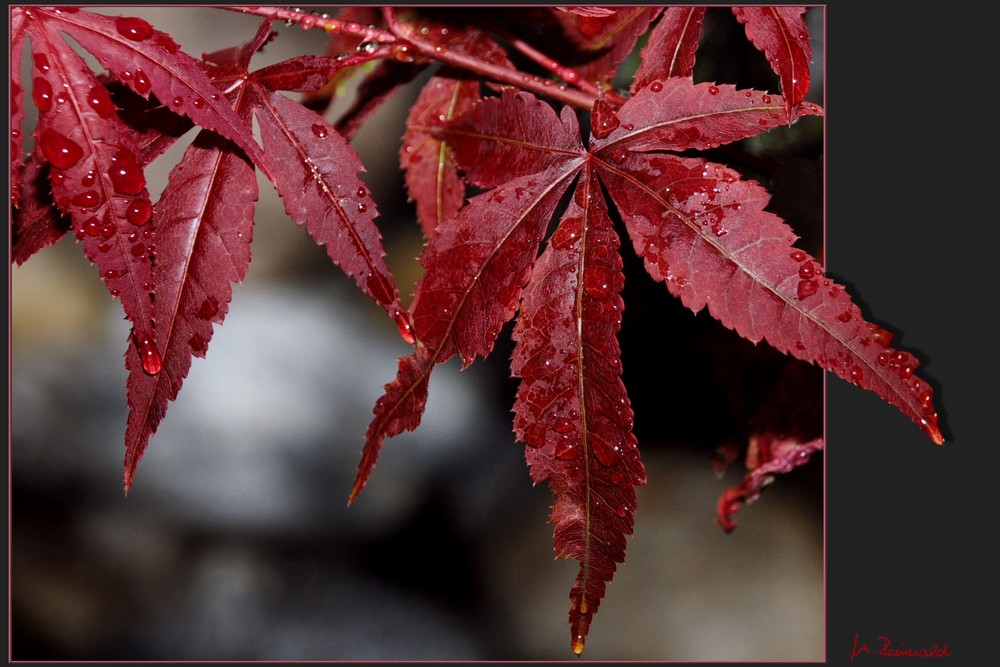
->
[571, 634, 585, 656]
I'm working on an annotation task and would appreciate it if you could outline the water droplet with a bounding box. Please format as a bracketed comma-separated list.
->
[189, 333, 206, 353]
[81, 170, 96, 187]
[98, 242, 111, 253]
[615, 504, 629, 518]
[126, 199, 153, 225]
[357, 41, 378, 54]
[554, 437, 578, 460]
[109, 148, 146, 194]
[192, 97, 205, 109]
[789, 250, 807, 262]
[797, 279, 818, 300]
[850, 368, 863, 384]
[357, 202, 367, 213]
[116, 16, 154, 41]
[836, 309, 853, 322]
[33, 53, 50, 73]
[86, 84, 115, 117]
[392, 308, 415, 344]
[551, 223, 578, 250]
[919, 391, 933, 408]
[554, 417, 573, 434]
[110, 289, 120, 297]
[300, 14, 316, 29]
[591, 435, 620, 467]
[50, 172, 65, 186]
[311, 123, 328, 138]
[83, 217, 100, 236]
[798, 262, 816, 279]
[135, 332, 162, 375]
[172, 96, 183, 108]
[32, 77, 53, 112]
[649, 80, 663, 93]
[72, 190, 99, 208]
[900, 365, 914, 379]
[762, 94, 772, 104]
[197, 296, 219, 320]
[130, 243, 146, 257]
[584, 266, 614, 300]
[100, 223, 115, 238]
[758, 118, 769, 126]
[744, 90, 752, 98]
[870, 324, 893, 347]
[210, 93, 221, 102]
[120, 70, 133, 81]
[103, 269, 119, 279]
[707, 85, 720, 96]
[356, 187, 366, 198]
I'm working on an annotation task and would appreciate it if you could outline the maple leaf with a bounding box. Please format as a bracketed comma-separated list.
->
[399, 20, 514, 237]
[350, 71, 939, 652]
[119, 17, 409, 488]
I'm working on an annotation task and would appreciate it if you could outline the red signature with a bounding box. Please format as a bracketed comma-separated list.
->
[851, 633, 952, 661]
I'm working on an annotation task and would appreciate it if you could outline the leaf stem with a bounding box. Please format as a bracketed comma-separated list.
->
[382, 7, 599, 111]
[487, 24, 628, 106]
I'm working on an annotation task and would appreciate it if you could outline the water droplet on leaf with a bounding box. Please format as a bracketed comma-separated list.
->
[109, 148, 146, 194]
[649, 81, 663, 93]
[135, 332, 162, 375]
[584, 266, 614, 300]
[32, 77, 53, 112]
[72, 190, 99, 208]
[554, 437, 578, 460]
[311, 123, 328, 138]
[133, 69, 151, 95]
[125, 199, 153, 225]
[797, 279, 818, 300]
[708, 85, 719, 95]
[86, 84, 115, 117]
[116, 16, 154, 41]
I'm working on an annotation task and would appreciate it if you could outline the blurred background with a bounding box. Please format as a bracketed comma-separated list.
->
[10, 7, 824, 661]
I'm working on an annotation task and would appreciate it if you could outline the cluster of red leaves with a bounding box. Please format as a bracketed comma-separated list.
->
[10, 6, 942, 656]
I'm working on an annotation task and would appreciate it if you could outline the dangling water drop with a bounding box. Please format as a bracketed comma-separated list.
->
[135, 332, 162, 375]
[392, 307, 416, 345]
